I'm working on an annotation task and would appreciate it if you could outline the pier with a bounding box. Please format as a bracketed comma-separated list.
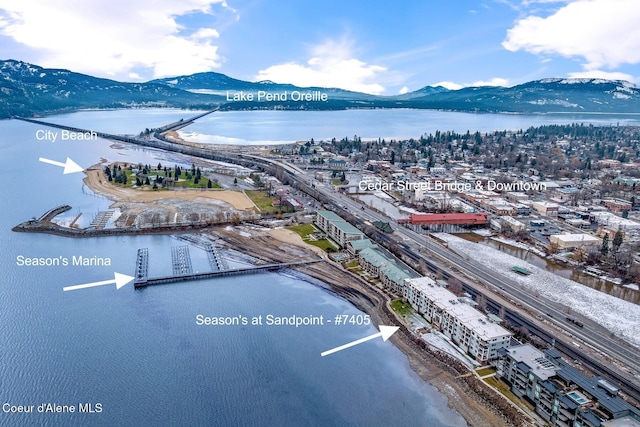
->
[134, 259, 324, 288]
[205, 244, 228, 271]
[38, 205, 71, 222]
[134, 248, 149, 286]
[171, 246, 193, 276]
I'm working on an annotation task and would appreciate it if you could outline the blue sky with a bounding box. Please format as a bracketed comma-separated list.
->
[0, 0, 639, 94]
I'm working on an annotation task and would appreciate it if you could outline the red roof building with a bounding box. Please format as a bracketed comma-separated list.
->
[400, 212, 488, 225]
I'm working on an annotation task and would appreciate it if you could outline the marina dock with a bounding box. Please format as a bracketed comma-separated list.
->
[134, 259, 324, 288]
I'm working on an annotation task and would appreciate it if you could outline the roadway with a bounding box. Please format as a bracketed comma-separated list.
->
[27, 114, 639, 400]
[279, 166, 640, 400]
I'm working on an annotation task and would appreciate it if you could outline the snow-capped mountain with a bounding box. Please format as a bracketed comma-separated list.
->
[1, 59, 639, 118]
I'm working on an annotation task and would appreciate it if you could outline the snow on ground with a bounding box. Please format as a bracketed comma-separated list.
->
[435, 233, 640, 350]
[490, 237, 547, 257]
[421, 332, 479, 369]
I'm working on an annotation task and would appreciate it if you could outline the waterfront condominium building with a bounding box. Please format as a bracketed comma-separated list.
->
[496, 344, 640, 426]
[403, 277, 512, 362]
[314, 210, 365, 247]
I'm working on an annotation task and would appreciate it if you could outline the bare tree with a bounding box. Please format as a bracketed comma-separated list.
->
[476, 293, 488, 313]
[447, 277, 464, 296]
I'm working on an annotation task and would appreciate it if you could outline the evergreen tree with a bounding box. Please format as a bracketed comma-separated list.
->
[207, 179, 212, 189]
[612, 230, 623, 253]
[601, 233, 609, 256]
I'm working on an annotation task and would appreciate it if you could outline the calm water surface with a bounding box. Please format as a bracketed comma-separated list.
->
[0, 112, 467, 426]
[4, 108, 638, 425]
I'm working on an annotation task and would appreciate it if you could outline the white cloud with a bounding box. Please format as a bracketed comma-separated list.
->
[254, 39, 387, 94]
[567, 70, 635, 82]
[433, 81, 463, 90]
[398, 86, 409, 95]
[470, 77, 509, 87]
[0, 0, 231, 80]
[191, 28, 220, 39]
[520, 0, 571, 6]
[432, 78, 509, 90]
[503, 0, 640, 71]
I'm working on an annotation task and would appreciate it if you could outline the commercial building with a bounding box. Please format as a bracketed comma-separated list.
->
[591, 212, 640, 232]
[549, 233, 601, 250]
[399, 212, 488, 226]
[496, 344, 640, 426]
[602, 199, 633, 213]
[403, 277, 512, 362]
[505, 191, 529, 203]
[532, 201, 559, 217]
[500, 216, 526, 232]
[315, 210, 365, 247]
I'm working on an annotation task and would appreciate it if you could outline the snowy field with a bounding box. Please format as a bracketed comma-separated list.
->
[435, 233, 640, 349]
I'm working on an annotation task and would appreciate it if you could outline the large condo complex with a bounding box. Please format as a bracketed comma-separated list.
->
[403, 277, 512, 362]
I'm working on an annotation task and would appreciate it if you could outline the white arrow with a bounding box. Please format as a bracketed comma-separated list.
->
[321, 325, 399, 357]
[39, 157, 84, 174]
[63, 272, 134, 292]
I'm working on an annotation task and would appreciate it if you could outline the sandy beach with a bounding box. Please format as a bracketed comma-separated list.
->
[84, 168, 257, 210]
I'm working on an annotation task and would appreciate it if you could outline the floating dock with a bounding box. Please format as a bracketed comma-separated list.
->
[134, 260, 324, 288]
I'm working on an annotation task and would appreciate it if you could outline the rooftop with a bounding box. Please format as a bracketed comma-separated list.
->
[406, 277, 512, 339]
[551, 233, 601, 243]
[347, 239, 377, 251]
[506, 344, 558, 381]
[555, 358, 639, 416]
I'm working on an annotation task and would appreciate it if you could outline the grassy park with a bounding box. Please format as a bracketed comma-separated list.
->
[286, 223, 337, 252]
[106, 162, 221, 190]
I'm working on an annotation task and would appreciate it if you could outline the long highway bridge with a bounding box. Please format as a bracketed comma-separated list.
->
[23, 112, 640, 403]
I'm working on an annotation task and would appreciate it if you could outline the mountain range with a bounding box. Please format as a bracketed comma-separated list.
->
[1, 59, 639, 119]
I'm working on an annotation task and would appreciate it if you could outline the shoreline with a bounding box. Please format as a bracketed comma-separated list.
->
[83, 167, 257, 211]
[217, 226, 530, 427]
[17, 157, 530, 425]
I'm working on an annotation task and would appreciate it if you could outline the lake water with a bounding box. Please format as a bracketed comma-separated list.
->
[178, 109, 640, 144]
[4, 108, 638, 426]
[0, 111, 468, 426]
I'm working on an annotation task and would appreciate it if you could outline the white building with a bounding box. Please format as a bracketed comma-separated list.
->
[500, 216, 526, 232]
[403, 277, 512, 362]
[549, 233, 601, 250]
[532, 201, 559, 217]
[591, 212, 640, 232]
